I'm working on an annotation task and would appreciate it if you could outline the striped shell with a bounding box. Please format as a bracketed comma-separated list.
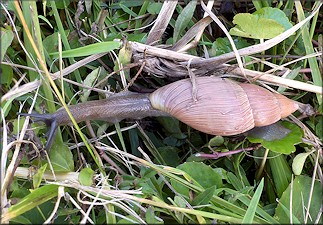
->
[149, 77, 299, 136]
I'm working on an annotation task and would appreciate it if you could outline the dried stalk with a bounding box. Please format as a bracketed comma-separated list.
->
[146, 0, 178, 45]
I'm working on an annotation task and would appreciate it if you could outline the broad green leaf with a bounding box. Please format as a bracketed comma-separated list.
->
[230, 7, 292, 40]
[242, 179, 264, 223]
[208, 136, 224, 147]
[43, 30, 70, 54]
[2, 185, 59, 221]
[50, 41, 121, 58]
[292, 152, 311, 175]
[78, 168, 95, 186]
[173, 1, 197, 43]
[274, 175, 322, 224]
[33, 164, 48, 189]
[49, 142, 74, 172]
[171, 162, 223, 198]
[1, 27, 14, 61]
[253, 7, 293, 31]
[276, 201, 301, 224]
[229, 13, 285, 39]
[247, 121, 303, 154]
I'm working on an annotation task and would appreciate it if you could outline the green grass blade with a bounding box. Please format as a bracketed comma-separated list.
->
[295, 2, 322, 104]
[50, 41, 121, 58]
[242, 179, 264, 223]
[2, 185, 59, 221]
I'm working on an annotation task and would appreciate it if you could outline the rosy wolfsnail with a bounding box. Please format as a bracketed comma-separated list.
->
[20, 76, 302, 150]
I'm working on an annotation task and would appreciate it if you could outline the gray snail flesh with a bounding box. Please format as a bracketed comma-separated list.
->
[21, 77, 300, 150]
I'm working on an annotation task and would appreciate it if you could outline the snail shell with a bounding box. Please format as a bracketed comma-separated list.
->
[149, 77, 299, 136]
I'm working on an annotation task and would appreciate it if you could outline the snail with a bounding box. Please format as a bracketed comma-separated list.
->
[20, 76, 303, 150]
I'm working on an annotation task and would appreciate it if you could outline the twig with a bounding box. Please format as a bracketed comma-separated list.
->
[195, 144, 262, 159]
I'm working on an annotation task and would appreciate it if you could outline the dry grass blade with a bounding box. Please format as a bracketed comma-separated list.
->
[172, 16, 213, 51]
[129, 41, 322, 94]
[1, 53, 107, 103]
[146, 0, 178, 45]
[200, 0, 248, 80]
[190, 2, 322, 67]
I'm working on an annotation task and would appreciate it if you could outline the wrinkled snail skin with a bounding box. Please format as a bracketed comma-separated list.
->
[149, 77, 299, 136]
[20, 92, 168, 150]
[53, 92, 168, 125]
[22, 76, 300, 150]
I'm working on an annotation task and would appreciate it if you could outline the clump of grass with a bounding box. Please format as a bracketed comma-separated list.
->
[1, 1, 322, 224]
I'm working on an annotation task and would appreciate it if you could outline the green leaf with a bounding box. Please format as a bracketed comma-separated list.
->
[38, 15, 53, 29]
[277, 67, 301, 93]
[292, 152, 311, 175]
[208, 136, 224, 147]
[119, 3, 138, 17]
[33, 164, 48, 189]
[191, 186, 216, 206]
[268, 151, 292, 197]
[229, 13, 285, 39]
[118, 43, 132, 66]
[158, 146, 180, 167]
[0, 64, 13, 86]
[1, 27, 14, 61]
[209, 37, 250, 57]
[80, 67, 101, 102]
[173, 1, 197, 43]
[315, 116, 322, 140]
[157, 117, 186, 139]
[274, 175, 322, 224]
[78, 168, 95, 186]
[9, 215, 32, 224]
[51, 0, 71, 9]
[43, 30, 69, 54]
[171, 162, 223, 198]
[145, 207, 162, 224]
[247, 121, 303, 154]
[49, 142, 74, 172]
[110, 0, 144, 9]
[253, 7, 293, 31]
[2, 185, 59, 221]
[242, 179, 264, 223]
[147, 2, 163, 14]
[50, 41, 121, 58]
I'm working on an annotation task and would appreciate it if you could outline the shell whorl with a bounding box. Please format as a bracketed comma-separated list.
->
[149, 77, 298, 136]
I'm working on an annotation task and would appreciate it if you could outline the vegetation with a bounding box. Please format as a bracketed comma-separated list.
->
[1, 0, 322, 224]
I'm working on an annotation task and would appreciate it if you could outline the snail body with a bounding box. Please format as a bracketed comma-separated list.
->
[149, 77, 299, 136]
[21, 76, 300, 150]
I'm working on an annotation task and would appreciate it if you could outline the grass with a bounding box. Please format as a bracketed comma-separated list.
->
[1, 0, 322, 224]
